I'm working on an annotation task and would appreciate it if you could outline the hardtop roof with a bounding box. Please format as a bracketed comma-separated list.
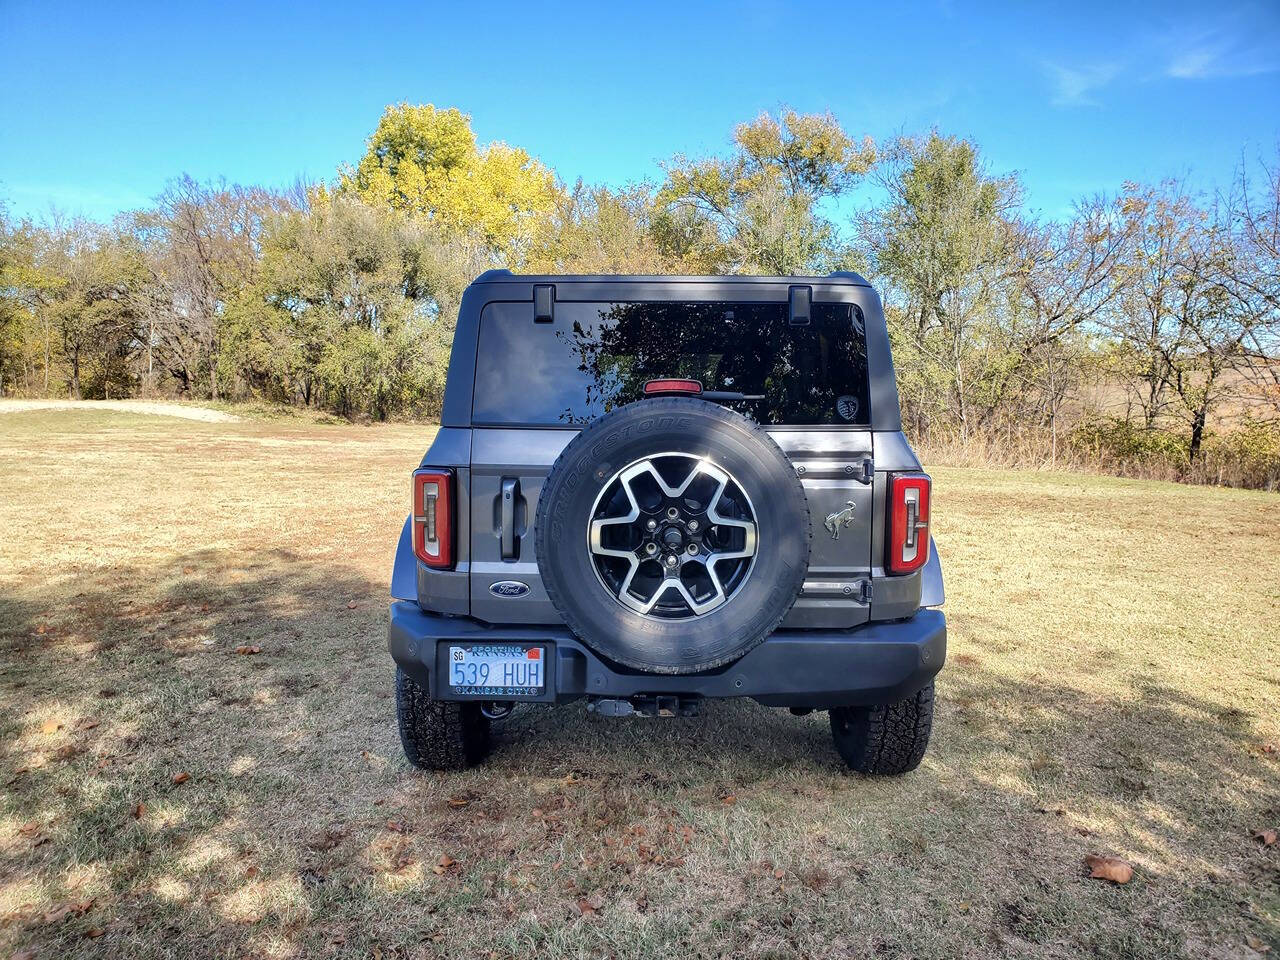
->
[469, 269, 871, 287]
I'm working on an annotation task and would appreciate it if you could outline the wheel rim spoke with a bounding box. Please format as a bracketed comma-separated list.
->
[587, 453, 759, 620]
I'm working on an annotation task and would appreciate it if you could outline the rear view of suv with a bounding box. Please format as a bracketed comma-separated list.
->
[387, 271, 945, 774]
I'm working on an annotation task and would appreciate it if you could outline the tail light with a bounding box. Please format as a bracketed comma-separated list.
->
[887, 473, 930, 575]
[412, 469, 453, 569]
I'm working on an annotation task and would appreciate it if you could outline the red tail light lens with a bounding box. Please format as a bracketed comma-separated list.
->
[887, 473, 930, 575]
[643, 378, 703, 396]
[412, 469, 453, 569]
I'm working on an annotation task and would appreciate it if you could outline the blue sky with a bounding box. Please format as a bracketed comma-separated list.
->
[1, 0, 1277, 224]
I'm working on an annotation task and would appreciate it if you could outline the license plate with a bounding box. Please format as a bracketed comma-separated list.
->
[448, 644, 545, 697]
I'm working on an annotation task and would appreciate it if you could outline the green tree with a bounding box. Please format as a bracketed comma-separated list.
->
[655, 110, 875, 274]
[0, 202, 26, 394]
[24, 218, 146, 399]
[339, 103, 558, 259]
[525, 180, 710, 274]
[861, 133, 1022, 437]
[224, 194, 464, 418]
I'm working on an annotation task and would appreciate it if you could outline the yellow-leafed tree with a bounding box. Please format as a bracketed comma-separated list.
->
[339, 103, 558, 258]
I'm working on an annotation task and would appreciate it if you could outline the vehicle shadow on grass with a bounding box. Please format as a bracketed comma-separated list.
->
[0, 547, 404, 957]
[2, 552, 1277, 958]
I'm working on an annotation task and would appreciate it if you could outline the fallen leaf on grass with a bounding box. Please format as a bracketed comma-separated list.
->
[131, 802, 146, 819]
[245, 865, 260, 879]
[347, 601, 358, 609]
[446, 793, 473, 808]
[55, 744, 79, 760]
[432, 854, 458, 875]
[721, 795, 737, 806]
[1255, 829, 1277, 846]
[1246, 934, 1271, 953]
[43, 898, 94, 924]
[40, 719, 63, 734]
[234, 645, 261, 655]
[576, 893, 604, 916]
[1085, 854, 1133, 884]
[385, 820, 406, 833]
[171, 771, 190, 785]
[84, 927, 106, 939]
[18, 821, 40, 837]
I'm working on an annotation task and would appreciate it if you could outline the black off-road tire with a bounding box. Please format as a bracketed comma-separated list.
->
[535, 397, 811, 674]
[396, 669, 490, 770]
[829, 681, 935, 775]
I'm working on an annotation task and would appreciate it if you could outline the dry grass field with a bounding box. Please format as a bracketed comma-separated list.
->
[1, 408, 1278, 959]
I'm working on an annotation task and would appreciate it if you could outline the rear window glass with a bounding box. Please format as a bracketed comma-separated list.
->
[471, 301, 870, 426]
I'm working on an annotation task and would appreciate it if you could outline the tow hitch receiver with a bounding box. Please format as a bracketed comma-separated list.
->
[588, 695, 700, 718]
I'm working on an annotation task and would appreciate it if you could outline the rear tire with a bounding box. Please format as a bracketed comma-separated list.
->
[829, 681, 935, 775]
[396, 669, 490, 770]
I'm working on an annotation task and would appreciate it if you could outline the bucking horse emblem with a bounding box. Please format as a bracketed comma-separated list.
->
[824, 500, 856, 539]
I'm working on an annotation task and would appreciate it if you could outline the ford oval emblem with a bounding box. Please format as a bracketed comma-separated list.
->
[489, 580, 530, 598]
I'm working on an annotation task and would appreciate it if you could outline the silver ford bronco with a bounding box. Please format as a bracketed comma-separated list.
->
[388, 271, 945, 773]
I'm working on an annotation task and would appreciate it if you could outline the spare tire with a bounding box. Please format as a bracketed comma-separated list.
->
[535, 397, 811, 674]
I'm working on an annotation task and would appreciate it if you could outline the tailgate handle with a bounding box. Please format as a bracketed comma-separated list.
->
[500, 478, 520, 560]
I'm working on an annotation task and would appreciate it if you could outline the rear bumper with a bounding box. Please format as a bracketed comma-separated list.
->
[388, 603, 945, 709]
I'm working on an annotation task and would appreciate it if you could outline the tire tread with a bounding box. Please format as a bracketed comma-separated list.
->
[829, 681, 935, 775]
[396, 669, 490, 770]
[535, 397, 811, 674]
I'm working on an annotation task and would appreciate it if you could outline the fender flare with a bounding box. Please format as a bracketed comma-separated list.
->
[390, 516, 417, 601]
[920, 537, 945, 608]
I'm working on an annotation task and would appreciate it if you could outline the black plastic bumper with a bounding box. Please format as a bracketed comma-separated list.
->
[388, 602, 945, 709]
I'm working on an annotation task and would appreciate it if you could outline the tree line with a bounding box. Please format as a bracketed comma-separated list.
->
[1, 104, 1278, 487]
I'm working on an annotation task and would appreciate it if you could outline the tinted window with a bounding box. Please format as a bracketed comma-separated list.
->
[472, 301, 870, 426]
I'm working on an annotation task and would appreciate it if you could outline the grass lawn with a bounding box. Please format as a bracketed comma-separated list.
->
[1, 409, 1277, 959]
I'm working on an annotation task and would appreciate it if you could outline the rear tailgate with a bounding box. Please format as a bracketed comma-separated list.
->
[466, 427, 574, 624]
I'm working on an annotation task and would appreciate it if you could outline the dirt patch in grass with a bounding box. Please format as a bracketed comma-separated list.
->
[0, 399, 243, 422]
[1, 410, 1277, 959]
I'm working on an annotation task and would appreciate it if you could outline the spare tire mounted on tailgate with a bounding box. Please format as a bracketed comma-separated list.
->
[536, 397, 811, 674]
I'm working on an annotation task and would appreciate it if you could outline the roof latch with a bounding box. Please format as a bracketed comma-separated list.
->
[534, 284, 555, 323]
[788, 285, 811, 326]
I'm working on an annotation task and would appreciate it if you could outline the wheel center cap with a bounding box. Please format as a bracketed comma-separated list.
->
[661, 526, 684, 549]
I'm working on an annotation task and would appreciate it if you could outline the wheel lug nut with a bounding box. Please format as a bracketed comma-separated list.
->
[687, 543, 698, 555]
[666, 507, 679, 520]
[665, 554, 678, 567]
[646, 519, 657, 531]
[687, 519, 699, 532]
[645, 542, 658, 556]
